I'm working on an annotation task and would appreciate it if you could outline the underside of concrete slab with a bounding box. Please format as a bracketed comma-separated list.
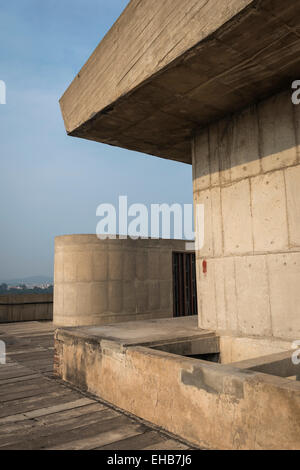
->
[60, 0, 300, 163]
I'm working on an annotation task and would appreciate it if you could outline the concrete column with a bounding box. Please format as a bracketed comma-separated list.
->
[193, 88, 300, 342]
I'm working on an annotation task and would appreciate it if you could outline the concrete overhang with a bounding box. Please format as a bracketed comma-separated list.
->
[60, 0, 300, 164]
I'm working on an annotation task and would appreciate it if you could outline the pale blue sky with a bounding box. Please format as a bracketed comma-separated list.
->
[0, 0, 193, 280]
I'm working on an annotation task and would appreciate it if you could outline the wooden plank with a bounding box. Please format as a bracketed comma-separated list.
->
[2, 328, 52, 334]
[0, 377, 54, 393]
[12, 359, 53, 369]
[0, 390, 82, 418]
[0, 398, 95, 425]
[6, 348, 46, 356]
[0, 369, 36, 381]
[36, 366, 54, 373]
[144, 440, 190, 450]
[15, 356, 53, 363]
[48, 423, 146, 451]
[7, 351, 52, 360]
[0, 374, 40, 386]
[35, 402, 105, 424]
[0, 384, 64, 403]
[0, 361, 24, 368]
[1, 416, 146, 450]
[0, 403, 102, 436]
[13, 360, 53, 370]
[96, 430, 169, 450]
[0, 409, 120, 448]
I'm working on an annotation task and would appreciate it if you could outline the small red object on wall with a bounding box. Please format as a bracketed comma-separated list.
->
[203, 260, 207, 274]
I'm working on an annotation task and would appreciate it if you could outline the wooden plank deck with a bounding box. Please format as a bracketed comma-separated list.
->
[0, 321, 193, 450]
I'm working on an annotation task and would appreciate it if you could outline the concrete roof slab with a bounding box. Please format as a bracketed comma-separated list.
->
[56, 315, 215, 348]
[60, 0, 300, 163]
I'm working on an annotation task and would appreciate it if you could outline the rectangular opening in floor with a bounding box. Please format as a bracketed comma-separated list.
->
[150, 336, 221, 363]
[149, 336, 298, 378]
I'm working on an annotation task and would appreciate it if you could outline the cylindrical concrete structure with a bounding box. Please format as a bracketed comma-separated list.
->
[54, 235, 188, 327]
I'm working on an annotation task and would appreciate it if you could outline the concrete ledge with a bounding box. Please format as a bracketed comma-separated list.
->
[55, 315, 204, 348]
[232, 351, 300, 380]
[54, 317, 300, 450]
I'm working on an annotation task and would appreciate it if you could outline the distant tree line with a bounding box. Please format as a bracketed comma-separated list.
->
[0, 283, 53, 295]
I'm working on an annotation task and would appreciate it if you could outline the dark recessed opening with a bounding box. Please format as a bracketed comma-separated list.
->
[187, 353, 220, 363]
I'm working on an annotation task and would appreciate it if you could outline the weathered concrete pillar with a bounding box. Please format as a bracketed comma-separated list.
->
[193, 88, 300, 344]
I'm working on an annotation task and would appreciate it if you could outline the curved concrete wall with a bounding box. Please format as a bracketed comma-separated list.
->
[54, 235, 188, 327]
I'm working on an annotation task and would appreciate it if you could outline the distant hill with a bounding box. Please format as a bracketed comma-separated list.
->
[0, 276, 53, 287]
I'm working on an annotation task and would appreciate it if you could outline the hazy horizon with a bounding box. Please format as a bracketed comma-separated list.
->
[0, 274, 53, 285]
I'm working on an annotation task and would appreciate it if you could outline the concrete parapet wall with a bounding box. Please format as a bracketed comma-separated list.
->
[0, 293, 53, 323]
[193, 89, 300, 342]
[54, 235, 187, 327]
[54, 325, 300, 450]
